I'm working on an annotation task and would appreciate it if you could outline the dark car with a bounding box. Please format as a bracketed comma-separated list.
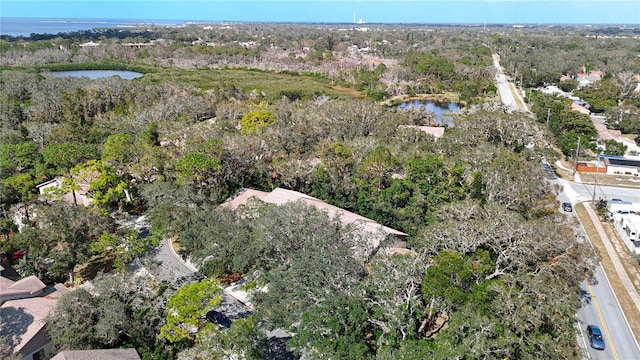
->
[562, 202, 573, 212]
[587, 325, 605, 350]
[206, 310, 232, 328]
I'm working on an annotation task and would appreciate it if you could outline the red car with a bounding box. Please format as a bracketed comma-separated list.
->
[0, 250, 25, 263]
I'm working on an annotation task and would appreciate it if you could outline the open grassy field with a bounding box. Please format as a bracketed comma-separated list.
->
[140, 67, 354, 101]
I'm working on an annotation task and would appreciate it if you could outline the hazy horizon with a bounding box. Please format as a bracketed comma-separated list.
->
[2, 1, 639, 25]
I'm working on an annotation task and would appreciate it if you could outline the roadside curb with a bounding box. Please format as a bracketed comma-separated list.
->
[582, 203, 640, 352]
[583, 203, 640, 313]
[164, 237, 255, 311]
[164, 237, 197, 272]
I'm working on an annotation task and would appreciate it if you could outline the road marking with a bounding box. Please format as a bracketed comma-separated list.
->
[586, 278, 619, 360]
[577, 322, 591, 359]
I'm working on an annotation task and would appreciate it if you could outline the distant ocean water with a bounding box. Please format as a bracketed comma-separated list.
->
[0, 17, 186, 37]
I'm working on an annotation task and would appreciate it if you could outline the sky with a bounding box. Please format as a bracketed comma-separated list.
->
[1, 0, 639, 24]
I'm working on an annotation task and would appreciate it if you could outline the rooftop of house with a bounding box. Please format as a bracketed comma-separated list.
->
[399, 125, 445, 139]
[223, 188, 407, 250]
[570, 102, 590, 115]
[0, 283, 68, 355]
[0, 275, 47, 302]
[51, 348, 141, 360]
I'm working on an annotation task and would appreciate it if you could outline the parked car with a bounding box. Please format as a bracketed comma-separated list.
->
[587, 325, 605, 350]
[0, 250, 25, 263]
[562, 202, 573, 212]
[206, 310, 232, 328]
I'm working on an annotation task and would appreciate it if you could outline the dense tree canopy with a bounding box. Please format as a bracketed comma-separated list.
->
[0, 22, 617, 359]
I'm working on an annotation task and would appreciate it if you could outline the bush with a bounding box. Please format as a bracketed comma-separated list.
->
[239, 109, 275, 134]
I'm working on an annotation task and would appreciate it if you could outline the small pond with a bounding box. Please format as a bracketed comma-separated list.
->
[52, 70, 144, 80]
[396, 100, 462, 126]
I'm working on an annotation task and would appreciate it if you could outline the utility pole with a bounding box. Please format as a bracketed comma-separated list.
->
[573, 137, 580, 175]
[592, 153, 603, 203]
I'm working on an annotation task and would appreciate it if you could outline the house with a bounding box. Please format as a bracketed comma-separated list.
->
[399, 125, 445, 140]
[223, 188, 408, 250]
[574, 70, 605, 88]
[35, 176, 92, 207]
[78, 41, 100, 48]
[570, 102, 590, 115]
[0, 275, 47, 303]
[51, 348, 141, 360]
[603, 157, 640, 177]
[0, 273, 67, 360]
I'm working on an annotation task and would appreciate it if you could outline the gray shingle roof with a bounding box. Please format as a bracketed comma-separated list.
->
[51, 348, 141, 360]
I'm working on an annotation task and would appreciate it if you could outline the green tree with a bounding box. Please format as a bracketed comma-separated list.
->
[70, 160, 129, 209]
[42, 142, 98, 175]
[469, 170, 486, 204]
[602, 139, 627, 156]
[0, 141, 40, 178]
[291, 295, 375, 358]
[101, 133, 136, 174]
[575, 80, 620, 113]
[174, 152, 222, 188]
[90, 229, 161, 273]
[46, 273, 174, 358]
[159, 279, 222, 344]
[558, 79, 578, 93]
[8, 201, 115, 283]
[356, 146, 399, 195]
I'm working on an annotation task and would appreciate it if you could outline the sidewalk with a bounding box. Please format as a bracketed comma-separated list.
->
[583, 203, 640, 314]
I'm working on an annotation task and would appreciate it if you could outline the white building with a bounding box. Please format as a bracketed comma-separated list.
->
[612, 211, 640, 256]
[604, 157, 640, 177]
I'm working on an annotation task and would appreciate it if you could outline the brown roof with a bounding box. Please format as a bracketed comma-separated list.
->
[1, 284, 68, 354]
[0, 275, 47, 301]
[222, 188, 269, 210]
[225, 188, 407, 249]
[51, 348, 141, 360]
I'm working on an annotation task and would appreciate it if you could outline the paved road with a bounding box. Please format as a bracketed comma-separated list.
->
[153, 238, 254, 317]
[550, 167, 640, 358]
[492, 54, 518, 111]
[561, 179, 640, 205]
[578, 266, 640, 360]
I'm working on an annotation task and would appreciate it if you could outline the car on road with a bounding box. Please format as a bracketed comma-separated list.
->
[206, 310, 232, 328]
[562, 202, 573, 212]
[587, 325, 605, 350]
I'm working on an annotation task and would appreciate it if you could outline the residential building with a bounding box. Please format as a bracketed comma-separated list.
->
[0, 272, 67, 360]
[223, 188, 408, 250]
[35, 176, 92, 207]
[574, 69, 605, 88]
[51, 348, 141, 360]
